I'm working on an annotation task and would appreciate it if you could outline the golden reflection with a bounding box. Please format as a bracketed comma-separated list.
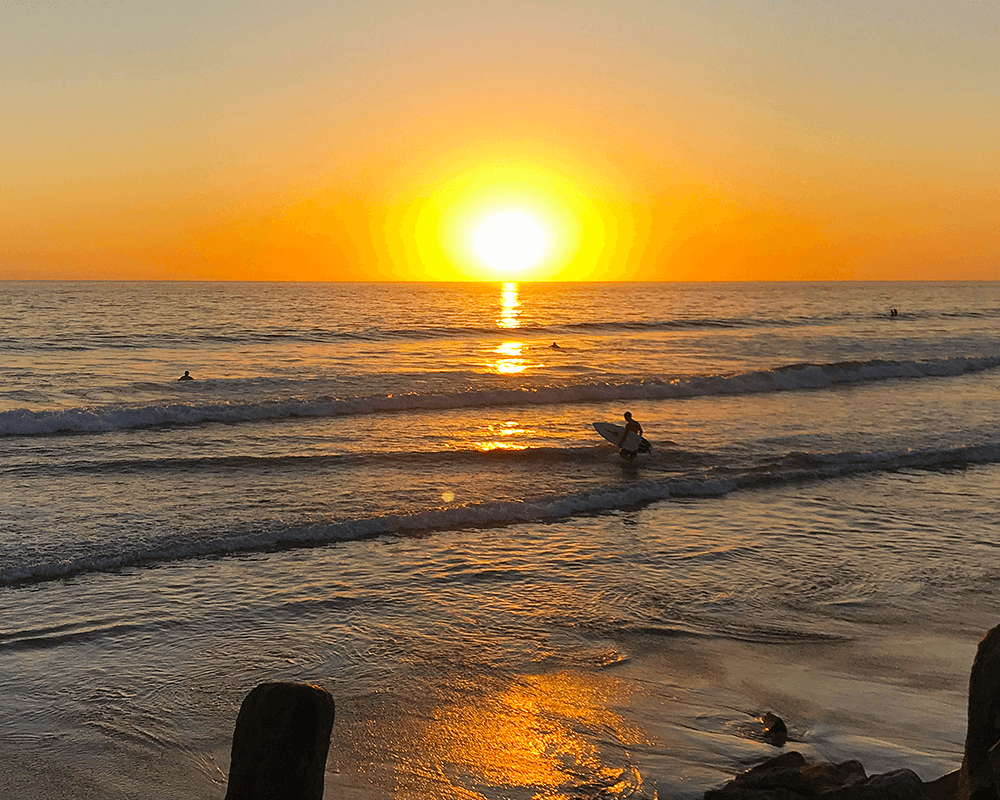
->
[492, 341, 527, 375]
[416, 671, 646, 798]
[498, 281, 520, 329]
[474, 420, 530, 452]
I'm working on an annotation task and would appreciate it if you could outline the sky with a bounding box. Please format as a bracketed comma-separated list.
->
[2, 0, 997, 281]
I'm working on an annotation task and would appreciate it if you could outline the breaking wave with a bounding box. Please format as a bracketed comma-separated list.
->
[3, 441, 999, 588]
[3, 354, 999, 437]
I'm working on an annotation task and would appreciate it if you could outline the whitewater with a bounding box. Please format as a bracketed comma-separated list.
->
[1, 280, 998, 799]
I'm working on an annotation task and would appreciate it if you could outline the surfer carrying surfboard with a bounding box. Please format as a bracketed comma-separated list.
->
[619, 412, 642, 460]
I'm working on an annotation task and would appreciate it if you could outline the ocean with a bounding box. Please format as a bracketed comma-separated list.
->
[1, 280, 997, 799]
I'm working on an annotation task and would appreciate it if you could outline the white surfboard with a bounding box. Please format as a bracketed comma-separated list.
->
[592, 422, 651, 453]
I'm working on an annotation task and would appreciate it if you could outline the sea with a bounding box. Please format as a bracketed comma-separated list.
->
[1, 280, 998, 800]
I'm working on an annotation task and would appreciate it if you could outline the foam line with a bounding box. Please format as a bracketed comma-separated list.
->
[3, 355, 998, 437]
[3, 441, 999, 588]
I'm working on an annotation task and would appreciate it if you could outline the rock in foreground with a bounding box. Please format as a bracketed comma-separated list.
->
[704, 750, 950, 800]
[225, 681, 336, 800]
[960, 624, 1000, 800]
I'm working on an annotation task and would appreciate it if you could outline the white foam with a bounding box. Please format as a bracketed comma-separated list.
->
[4, 441, 1000, 588]
[3, 355, 999, 437]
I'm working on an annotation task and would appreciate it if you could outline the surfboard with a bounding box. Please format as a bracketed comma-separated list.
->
[592, 422, 651, 453]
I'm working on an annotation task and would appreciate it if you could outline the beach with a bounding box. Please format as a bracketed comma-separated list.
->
[1, 281, 997, 798]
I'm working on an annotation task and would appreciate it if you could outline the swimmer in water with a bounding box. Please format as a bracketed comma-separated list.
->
[178, 371, 194, 381]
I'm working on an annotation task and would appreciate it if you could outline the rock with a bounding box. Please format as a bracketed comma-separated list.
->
[831, 768, 927, 799]
[224, 682, 336, 800]
[704, 752, 929, 799]
[959, 625, 1000, 800]
[703, 750, 810, 798]
[926, 770, 961, 800]
[761, 713, 788, 747]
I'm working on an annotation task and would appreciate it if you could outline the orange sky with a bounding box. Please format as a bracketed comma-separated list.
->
[2, 1, 997, 281]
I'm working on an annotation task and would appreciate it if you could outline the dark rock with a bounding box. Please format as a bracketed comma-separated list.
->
[761, 713, 788, 747]
[704, 752, 930, 799]
[225, 682, 336, 800]
[959, 625, 1000, 800]
[926, 770, 961, 800]
[703, 751, 808, 798]
[800, 758, 867, 792]
[824, 769, 926, 800]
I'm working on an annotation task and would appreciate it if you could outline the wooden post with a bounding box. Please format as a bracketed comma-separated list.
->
[225, 682, 336, 800]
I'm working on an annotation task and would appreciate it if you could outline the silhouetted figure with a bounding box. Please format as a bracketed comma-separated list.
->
[178, 371, 194, 381]
[889, 308, 898, 317]
[549, 342, 561, 349]
[618, 411, 643, 461]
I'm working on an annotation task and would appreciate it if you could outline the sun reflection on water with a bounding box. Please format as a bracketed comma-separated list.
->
[474, 420, 530, 451]
[498, 281, 520, 329]
[490, 283, 534, 376]
[417, 671, 647, 798]
[493, 341, 527, 375]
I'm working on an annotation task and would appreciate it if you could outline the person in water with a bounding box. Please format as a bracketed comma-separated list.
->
[178, 371, 194, 381]
[618, 411, 643, 460]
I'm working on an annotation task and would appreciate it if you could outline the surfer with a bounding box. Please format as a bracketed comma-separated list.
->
[178, 371, 194, 381]
[619, 411, 642, 460]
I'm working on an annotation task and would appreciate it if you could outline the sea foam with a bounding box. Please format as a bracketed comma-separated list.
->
[3, 440, 999, 589]
[3, 355, 998, 437]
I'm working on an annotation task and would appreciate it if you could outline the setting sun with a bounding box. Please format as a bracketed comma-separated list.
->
[474, 212, 547, 277]
[380, 158, 610, 281]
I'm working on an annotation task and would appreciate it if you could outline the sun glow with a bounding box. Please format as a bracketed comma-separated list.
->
[380, 157, 624, 281]
[474, 212, 547, 277]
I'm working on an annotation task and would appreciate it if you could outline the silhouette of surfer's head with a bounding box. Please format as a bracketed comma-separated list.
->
[624, 411, 632, 421]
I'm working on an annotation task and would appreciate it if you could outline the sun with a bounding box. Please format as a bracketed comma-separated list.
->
[473, 212, 548, 277]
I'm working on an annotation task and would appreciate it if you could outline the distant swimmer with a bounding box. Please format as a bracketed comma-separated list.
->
[889, 308, 898, 317]
[618, 411, 643, 461]
[550, 342, 561, 349]
[178, 371, 194, 381]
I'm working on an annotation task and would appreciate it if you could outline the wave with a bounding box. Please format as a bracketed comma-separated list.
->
[3, 354, 999, 437]
[2, 445, 605, 477]
[3, 441, 999, 589]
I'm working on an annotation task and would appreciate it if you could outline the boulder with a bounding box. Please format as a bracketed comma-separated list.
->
[959, 625, 1000, 800]
[224, 682, 336, 800]
[761, 713, 788, 747]
[703, 751, 927, 799]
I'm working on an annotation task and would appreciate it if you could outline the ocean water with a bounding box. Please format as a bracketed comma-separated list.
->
[1, 280, 998, 799]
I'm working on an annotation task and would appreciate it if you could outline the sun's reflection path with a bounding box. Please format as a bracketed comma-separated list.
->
[474, 420, 530, 451]
[491, 282, 533, 375]
[493, 340, 527, 375]
[498, 281, 520, 330]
